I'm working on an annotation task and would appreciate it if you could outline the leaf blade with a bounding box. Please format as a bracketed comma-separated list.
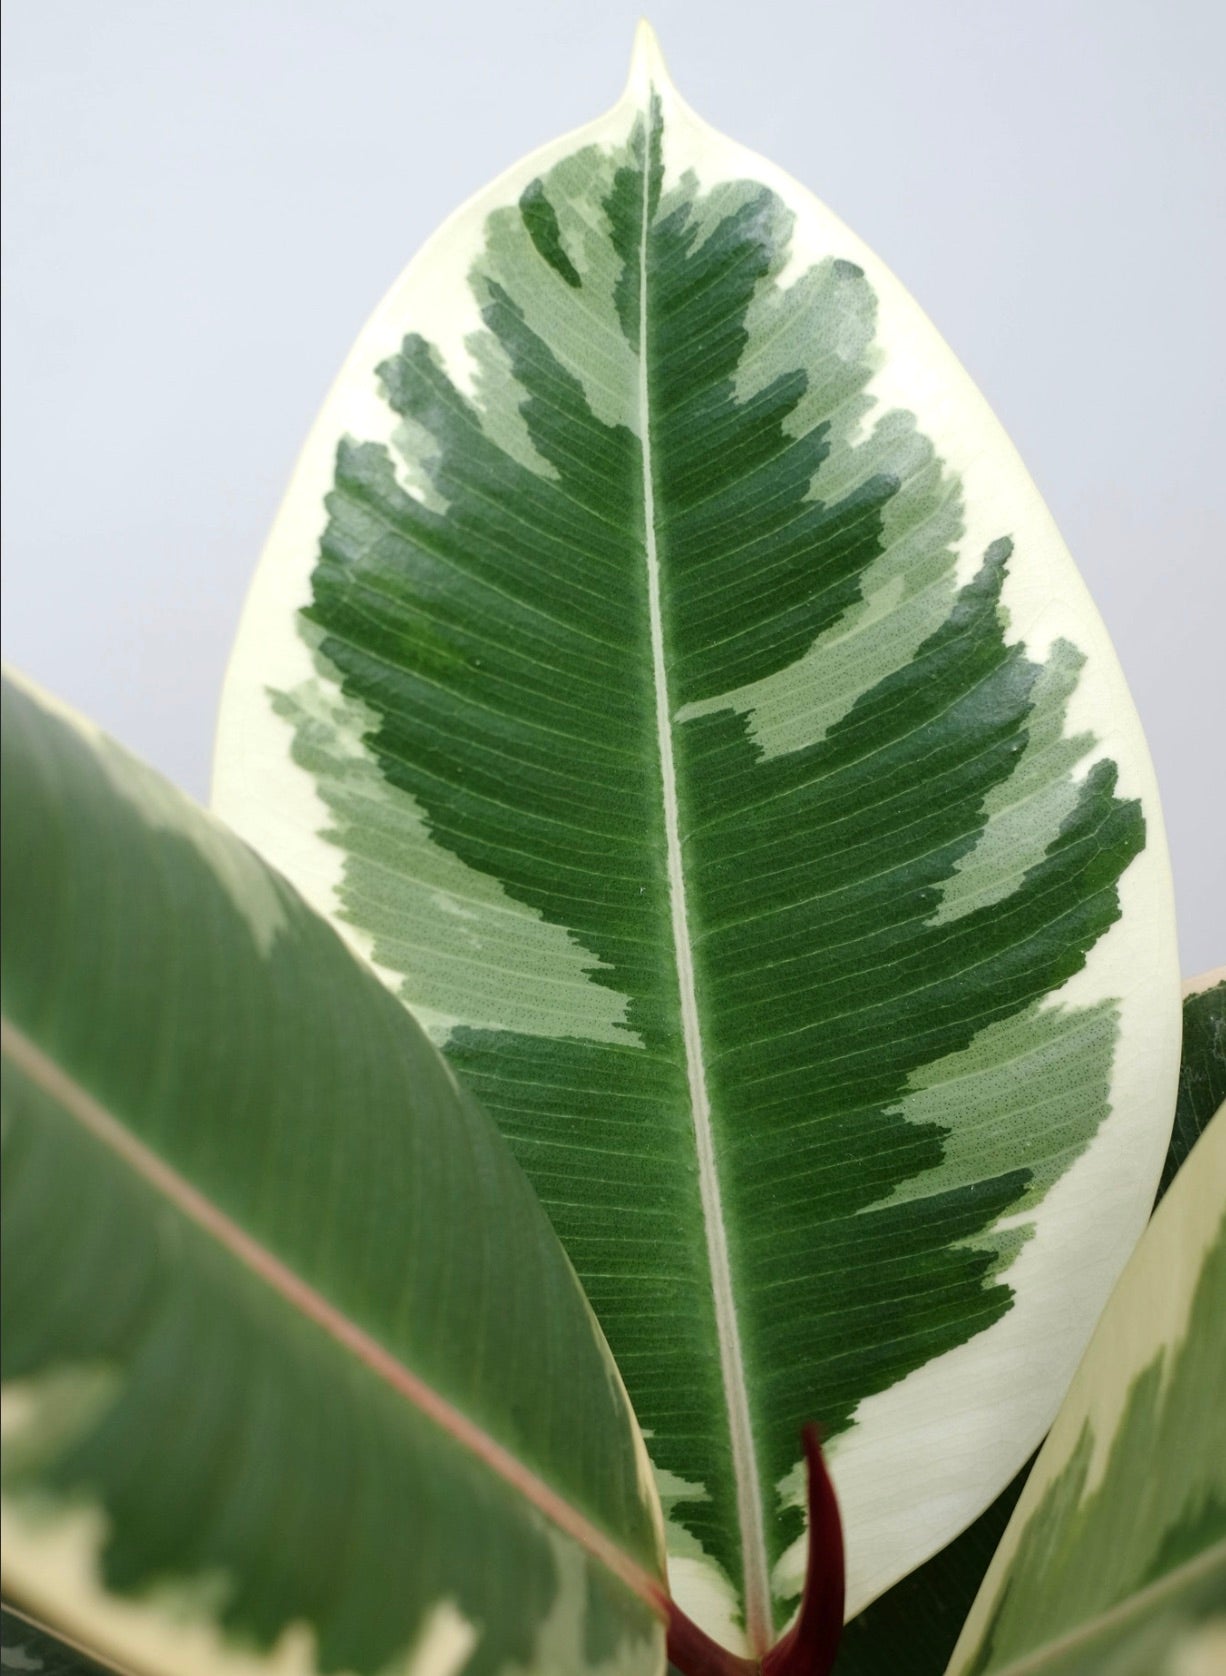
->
[1, 672, 665, 1676]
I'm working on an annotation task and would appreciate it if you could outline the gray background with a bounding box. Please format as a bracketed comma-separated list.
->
[3, 0, 1222, 972]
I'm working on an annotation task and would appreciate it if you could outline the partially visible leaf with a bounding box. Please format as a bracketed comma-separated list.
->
[0, 673, 666, 1676]
[945, 1111, 1226, 1676]
[212, 24, 1181, 1647]
[1157, 971, 1226, 1204]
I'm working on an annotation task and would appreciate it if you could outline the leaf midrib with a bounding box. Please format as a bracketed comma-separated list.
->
[636, 100, 773, 1655]
[0, 1013, 665, 1618]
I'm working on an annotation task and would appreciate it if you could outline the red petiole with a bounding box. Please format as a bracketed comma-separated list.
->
[666, 1425, 845, 1676]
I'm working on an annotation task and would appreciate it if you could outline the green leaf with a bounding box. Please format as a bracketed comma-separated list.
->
[0, 673, 666, 1676]
[835, 971, 1226, 1674]
[1157, 972, 1226, 1204]
[212, 24, 1181, 1653]
[946, 1108, 1226, 1676]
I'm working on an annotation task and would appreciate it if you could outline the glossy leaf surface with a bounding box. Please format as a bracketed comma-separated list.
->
[214, 26, 1180, 1653]
[0, 674, 666, 1676]
[947, 1109, 1226, 1676]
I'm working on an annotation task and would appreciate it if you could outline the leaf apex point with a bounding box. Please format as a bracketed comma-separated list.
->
[626, 18, 673, 103]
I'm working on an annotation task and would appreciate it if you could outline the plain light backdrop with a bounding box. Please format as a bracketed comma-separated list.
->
[3, 0, 1223, 971]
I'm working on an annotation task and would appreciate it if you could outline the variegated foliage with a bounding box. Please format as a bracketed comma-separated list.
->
[948, 1107, 1226, 1676]
[0, 674, 666, 1676]
[213, 26, 1180, 1657]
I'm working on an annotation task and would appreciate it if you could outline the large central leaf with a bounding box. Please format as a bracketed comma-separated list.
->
[214, 27, 1180, 1655]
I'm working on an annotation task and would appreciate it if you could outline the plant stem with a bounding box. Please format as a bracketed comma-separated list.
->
[667, 1425, 845, 1676]
[761, 1427, 845, 1676]
[666, 1603, 760, 1676]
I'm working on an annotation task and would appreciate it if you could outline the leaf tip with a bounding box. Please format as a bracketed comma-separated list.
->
[626, 18, 674, 105]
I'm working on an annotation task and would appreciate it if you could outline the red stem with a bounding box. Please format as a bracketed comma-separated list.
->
[666, 1424, 845, 1676]
[666, 1601, 759, 1676]
[761, 1426, 845, 1676]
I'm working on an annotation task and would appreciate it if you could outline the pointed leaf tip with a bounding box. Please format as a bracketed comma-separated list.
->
[626, 19, 673, 103]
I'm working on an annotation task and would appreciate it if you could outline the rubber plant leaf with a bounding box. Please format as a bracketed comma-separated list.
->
[0, 673, 667, 1676]
[945, 1107, 1226, 1676]
[212, 24, 1181, 1657]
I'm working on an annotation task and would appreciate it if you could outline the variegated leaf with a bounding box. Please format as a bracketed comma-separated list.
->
[946, 1108, 1226, 1676]
[213, 26, 1181, 1656]
[1, 673, 666, 1676]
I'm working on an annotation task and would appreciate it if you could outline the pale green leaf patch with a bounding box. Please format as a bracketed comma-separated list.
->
[272, 646, 639, 1046]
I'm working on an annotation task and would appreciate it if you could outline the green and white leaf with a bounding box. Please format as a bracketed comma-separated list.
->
[213, 25, 1180, 1655]
[1, 673, 666, 1676]
[946, 1108, 1226, 1676]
